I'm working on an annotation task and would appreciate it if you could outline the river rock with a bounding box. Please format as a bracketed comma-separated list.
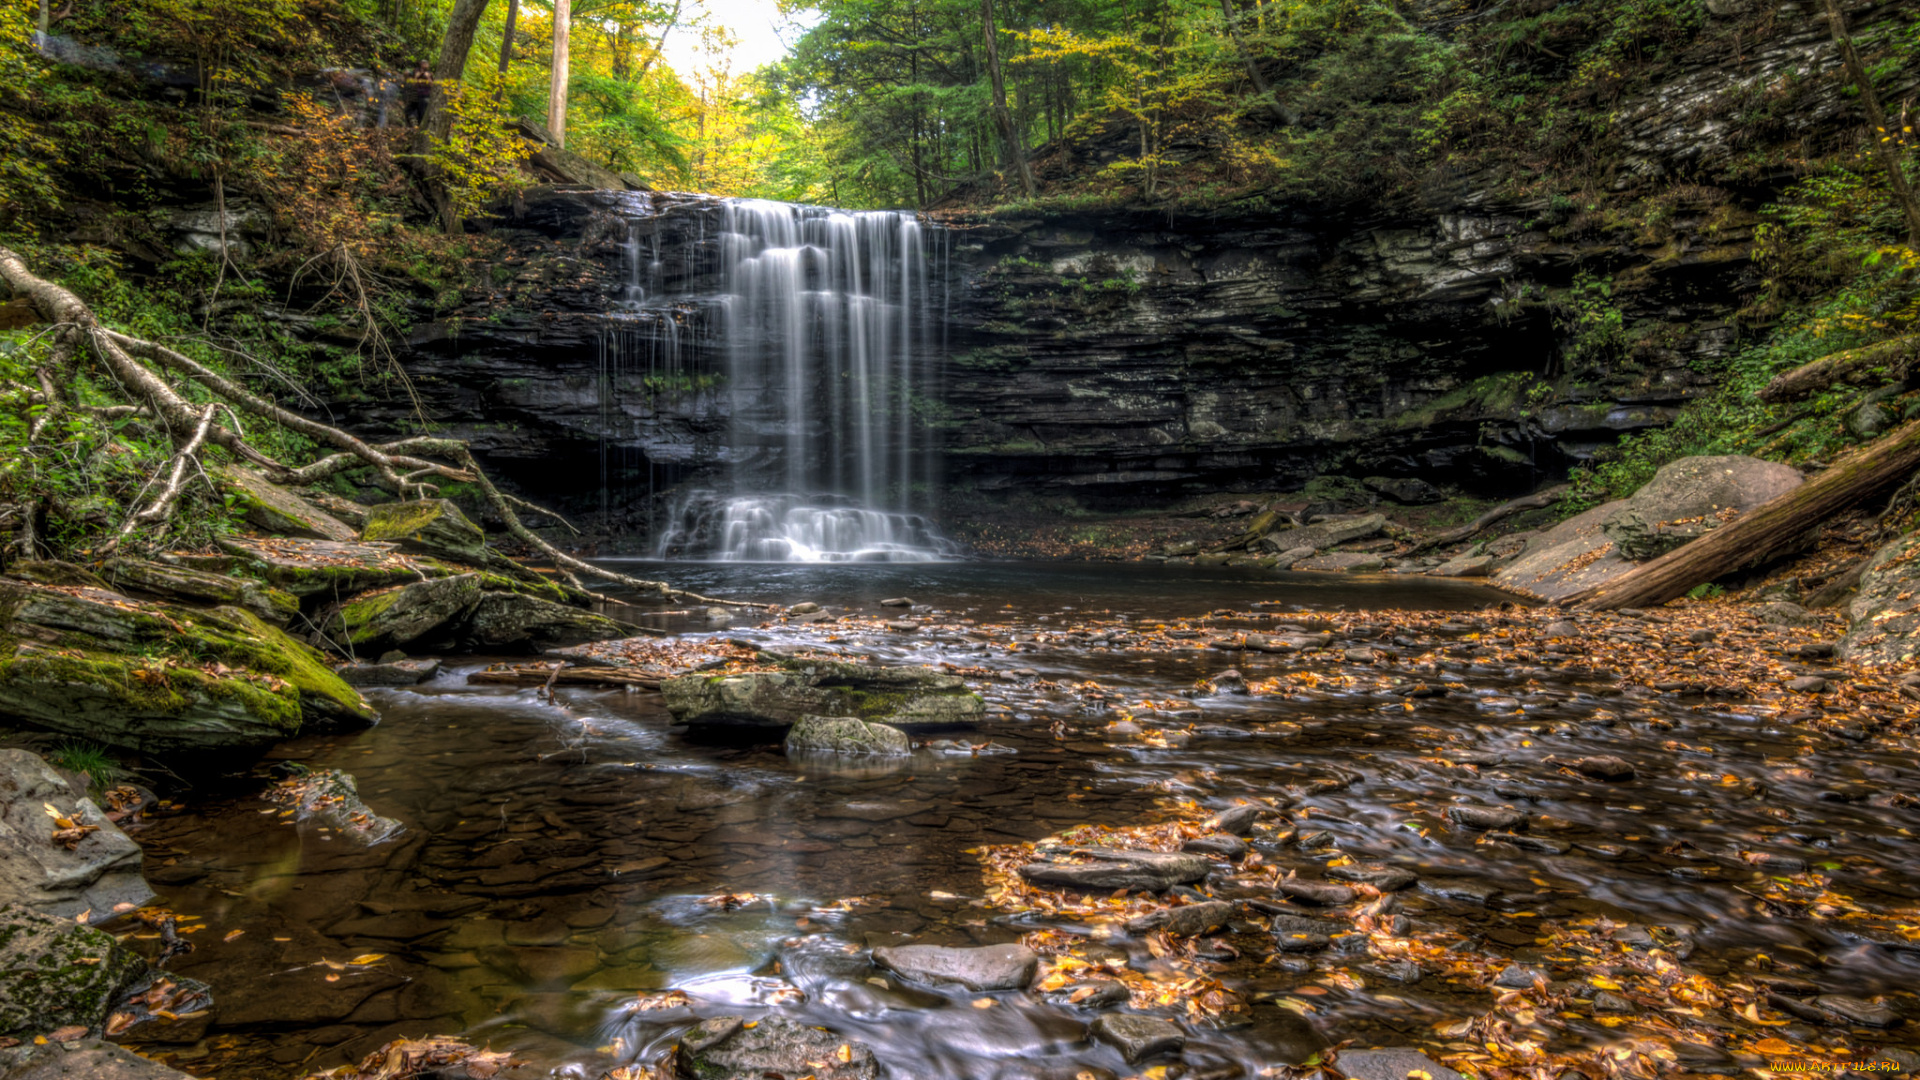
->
[213, 464, 357, 542]
[1813, 994, 1901, 1028]
[336, 656, 441, 686]
[674, 1015, 880, 1080]
[1293, 552, 1387, 573]
[1125, 900, 1237, 937]
[1268, 545, 1317, 569]
[1276, 879, 1356, 906]
[1181, 833, 1248, 858]
[879, 597, 914, 607]
[0, 1039, 199, 1080]
[1206, 804, 1267, 834]
[1496, 455, 1801, 600]
[1046, 979, 1130, 1008]
[0, 902, 148, 1037]
[315, 573, 484, 651]
[1269, 913, 1345, 951]
[787, 602, 821, 614]
[99, 557, 298, 626]
[1089, 1014, 1184, 1064]
[1325, 864, 1417, 890]
[0, 751, 153, 919]
[1018, 848, 1212, 891]
[871, 943, 1037, 991]
[0, 579, 374, 752]
[785, 715, 911, 756]
[458, 592, 628, 649]
[1339, 1048, 1467, 1080]
[1431, 554, 1493, 577]
[662, 655, 983, 729]
[1841, 531, 1920, 664]
[1364, 476, 1444, 505]
[1446, 804, 1526, 830]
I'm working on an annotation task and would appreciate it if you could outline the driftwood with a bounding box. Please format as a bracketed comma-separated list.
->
[466, 663, 662, 689]
[1757, 335, 1917, 403]
[1408, 485, 1569, 555]
[1568, 419, 1920, 610]
[0, 245, 759, 608]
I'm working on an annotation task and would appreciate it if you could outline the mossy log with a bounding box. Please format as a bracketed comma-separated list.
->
[1567, 419, 1920, 610]
[1757, 335, 1918, 403]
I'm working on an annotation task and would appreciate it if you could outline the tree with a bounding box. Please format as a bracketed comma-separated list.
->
[980, 0, 1033, 196]
[423, 0, 494, 145]
[549, 0, 572, 146]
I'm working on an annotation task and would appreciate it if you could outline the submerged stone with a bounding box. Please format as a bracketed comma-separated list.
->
[1340, 1048, 1466, 1080]
[662, 654, 983, 729]
[674, 1015, 880, 1080]
[0, 901, 148, 1038]
[1018, 848, 1212, 892]
[870, 942, 1037, 991]
[785, 715, 911, 756]
[1089, 1014, 1185, 1064]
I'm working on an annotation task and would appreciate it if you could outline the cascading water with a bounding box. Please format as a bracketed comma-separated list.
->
[635, 198, 955, 562]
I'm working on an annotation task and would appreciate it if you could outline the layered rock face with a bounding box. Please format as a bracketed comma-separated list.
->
[340, 0, 1909, 540]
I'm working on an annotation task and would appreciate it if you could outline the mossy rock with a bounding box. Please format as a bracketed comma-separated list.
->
[0, 581, 373, 752]
[661, 654, 983, 729]
[0, 901, 147, 1038]
[217, 536, 424, 597]
[785, 715, 910, 756]
[362, 499, 488, 564]
[675, 1016, 879, 1080]
[456, 592, 627, 650]
[4, 561, 112, 591]
[315, 574, 484, 651]
[213, 465, 356, 542]
[99, 557, 298, 626]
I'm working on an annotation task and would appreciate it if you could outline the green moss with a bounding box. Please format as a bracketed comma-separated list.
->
[362, 500, 447, 543]
[1390, 372, 1534, 430]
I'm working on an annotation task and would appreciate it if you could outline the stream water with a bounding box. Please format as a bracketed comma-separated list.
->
[120, 564, 1919, 1079]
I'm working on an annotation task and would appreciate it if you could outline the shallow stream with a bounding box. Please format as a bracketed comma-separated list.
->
[122, 562, 1919, 1078]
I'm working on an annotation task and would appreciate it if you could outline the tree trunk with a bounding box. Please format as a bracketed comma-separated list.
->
[980, 0, 1034, 197]
[1823, 0, 1920, 248]
[1567, 420, 1920, 610]
[548, 0, 572, 148]
[1757, 333, 1918, 402]
[497, 0, 519, 75]
[1218, 0, 1285, 122]
[424, 0, 491, 145]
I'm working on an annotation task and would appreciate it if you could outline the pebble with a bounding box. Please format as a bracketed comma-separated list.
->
[1210, 669, 1249, 694]
[1269, 913, 1343, 952]
[1046, 979, 1129, 1008]
[1418, 877, 1501, 904]
[1493, 964, 1548, 989]
[1488, 832, 1568, 854]
[1125, 900, 1238, 937]
[883, 621, 920, 632]
[1360, 959, 1423, 984]
[1573, 755, 1636, 781]
[1206, 804, 1265, 835]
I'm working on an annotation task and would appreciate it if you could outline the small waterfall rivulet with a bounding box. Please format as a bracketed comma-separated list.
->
[606, 196, 956, 562]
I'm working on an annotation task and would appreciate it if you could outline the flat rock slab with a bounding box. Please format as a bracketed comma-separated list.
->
[1269, 913, 1346, 951]
[1019, 848, 1213, 892]
[0, 1039, 198, 1080]
[214, 464, 356, 542]
[1325, 864, 1418, 890]
[663, 653, 983, 729]
[1293, 552, 1387, 573]
[1340, 1049, 1467, 1080]
[871, 943, 1038, 991]
[1089, 1014, 1185, 1064]
[1446, 805, 1526, 830]
[0, 751, 153, 919]
[1125, 900, 1237, 937]
[217, 535, 420, 596]
[462, 592, 628, 649]
[336, 657, 442, 687]
[675, 1016, 880, 1080]
[1842, 531, 1920, 664]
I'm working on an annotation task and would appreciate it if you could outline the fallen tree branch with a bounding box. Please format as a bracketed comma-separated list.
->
[101, 402, 225, 553]
[1566, 421, 1920, 610]
[1408, 484, 1570, 555]
[1757, 334, 1918, 403]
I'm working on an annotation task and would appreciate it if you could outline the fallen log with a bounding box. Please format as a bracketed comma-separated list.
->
[1207, 506, 1295, 552]
[1408, 485, 1568, 555]
[466, 663, 662, 689]
[1567, 419, 1920, 610]
[1757, 334, 1917, 403]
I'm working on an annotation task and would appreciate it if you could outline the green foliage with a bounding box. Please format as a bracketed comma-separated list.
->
[1686, 582, 1726, 600]
[0, 3, 59, 228]
[44, 741, 118, 791]
[1556, 274, 1629, 368]
[425, 67, 530, 223]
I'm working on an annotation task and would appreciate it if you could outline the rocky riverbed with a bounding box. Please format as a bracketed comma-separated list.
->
[5, 565, 1907, 1080]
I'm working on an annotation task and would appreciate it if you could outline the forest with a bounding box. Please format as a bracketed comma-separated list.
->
[2, 0, 1920, 1079]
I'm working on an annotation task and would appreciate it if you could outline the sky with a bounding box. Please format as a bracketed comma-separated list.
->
[658, 0, 813, 77]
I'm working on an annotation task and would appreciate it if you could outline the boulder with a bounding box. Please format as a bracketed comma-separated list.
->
[315, 574, 484, 651]
[871, 942, 1038, 991]
[335, 657, 441, 686]
[1259, 513, 1386, 554]
[0, 1039, 199, 1080]
[0, 901, 148, 1038]
[0, 751, 153, 919]
[457, 592, 628, 649]
[673, 1016, 880, 1080]
[1496, 455, 1802, 601]
[1269, 546, 1316, 570]
[1088, 1014, 1185, 1064]
[1841, 531, 1920, 664]
[99, 557, 298, 626]
[785, 716, 911, 756]
[662, 655, 983, 729]
[213, 465, 356, 542]
[361, 499, 489, 564]
[0, 581, 375, 752]
[1364, 476, 1444, 505]
[217, 535, 423, 597]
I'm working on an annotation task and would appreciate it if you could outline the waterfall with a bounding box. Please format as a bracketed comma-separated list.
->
[626, 197, 952, 563]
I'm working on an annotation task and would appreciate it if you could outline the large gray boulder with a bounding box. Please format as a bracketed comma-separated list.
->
[1496, 455, 1801, 601]
[1840, 531, 1920, 664]
[0, 751, 153, 919]
[0, 902, 148, 1038]
[674, 1016, 880, 1080]
[663, 654, 983, 729]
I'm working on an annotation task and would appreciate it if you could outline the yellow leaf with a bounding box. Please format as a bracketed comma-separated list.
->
[971, 998, 995, 1009]
[1754, 1039, 1796, 1055]
[348, 953, 386, 965]
[1591, 976, 1622, 990]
